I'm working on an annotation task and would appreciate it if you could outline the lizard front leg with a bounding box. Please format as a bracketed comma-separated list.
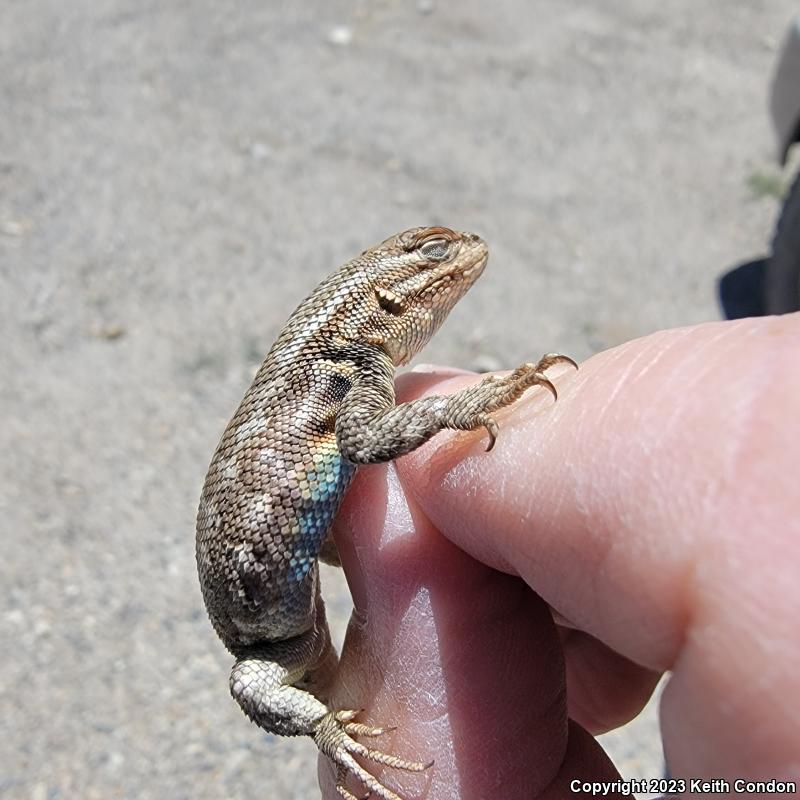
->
[336, 353, 577, 463]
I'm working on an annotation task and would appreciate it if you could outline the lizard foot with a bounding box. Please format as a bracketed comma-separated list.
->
[440, 352, 577, 452]
[479, 353, 578, 451]
[505, 353, 579, 402]
[315, 709, 432, 800]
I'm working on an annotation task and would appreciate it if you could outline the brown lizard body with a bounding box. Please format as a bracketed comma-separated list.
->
[196, 226, 576, 799]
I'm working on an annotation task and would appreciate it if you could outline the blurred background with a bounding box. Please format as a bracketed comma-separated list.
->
[1, 2, 798, 798]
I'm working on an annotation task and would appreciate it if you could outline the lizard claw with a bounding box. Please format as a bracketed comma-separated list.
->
[344, 721, 397, 737]
[336, 709, 363, 723]
[339, 708, 397, 737]
[316, 710, 432, 800]
[507, 354, 576, 402]
[482, 416, 499, 451]
[538, 352, 579, 371]
[532, 372, 558, 402]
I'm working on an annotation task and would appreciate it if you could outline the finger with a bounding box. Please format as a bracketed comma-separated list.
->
[558, 627, 661, 735]
[539, 720, 627, 800]
[393, 315, 800, 781]
[324, 462, 619, 798]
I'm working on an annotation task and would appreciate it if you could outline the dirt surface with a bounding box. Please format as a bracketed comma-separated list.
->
[0, 2, 794, 798]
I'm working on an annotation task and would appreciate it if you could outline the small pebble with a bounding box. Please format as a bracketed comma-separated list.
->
[0, 219, 28, 236]
[327, 25, 353, 47]
[249, 141, 269, 161]
[91, 323, 125, 340]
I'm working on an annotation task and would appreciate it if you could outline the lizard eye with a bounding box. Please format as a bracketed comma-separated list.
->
[418, 238, 450, 261]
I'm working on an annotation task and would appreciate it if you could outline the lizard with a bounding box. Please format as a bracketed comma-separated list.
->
[195, 226, 577, 800]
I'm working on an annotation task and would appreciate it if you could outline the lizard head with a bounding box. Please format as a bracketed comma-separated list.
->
[348, 226, 488, 365]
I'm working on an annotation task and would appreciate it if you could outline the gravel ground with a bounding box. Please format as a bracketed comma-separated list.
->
[1, 2, 794, 798]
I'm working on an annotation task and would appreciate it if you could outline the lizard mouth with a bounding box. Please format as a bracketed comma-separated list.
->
[460, 252, 488, 280]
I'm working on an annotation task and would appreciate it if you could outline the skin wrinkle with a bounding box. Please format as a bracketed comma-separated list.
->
[391, 586, 444, 710]
[594, 330, 700, 513]
[457, 437, 605, 647]
[409, 375, 599, 616]
[584, 335, 650, 423]
[622, 324, 698, 389]
[599, 452, 694, 667]
[377, 463, 416, 549]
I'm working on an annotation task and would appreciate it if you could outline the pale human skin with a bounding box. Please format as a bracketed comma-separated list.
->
[320, 314, 800, 799]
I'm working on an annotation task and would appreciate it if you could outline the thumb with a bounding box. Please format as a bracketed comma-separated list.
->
[323, 459, 620, 798]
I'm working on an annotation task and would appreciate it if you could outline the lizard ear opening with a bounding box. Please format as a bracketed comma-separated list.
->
[375, 287, 407, 316]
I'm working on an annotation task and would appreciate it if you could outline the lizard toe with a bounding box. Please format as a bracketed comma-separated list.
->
[315, 710, 432, 800]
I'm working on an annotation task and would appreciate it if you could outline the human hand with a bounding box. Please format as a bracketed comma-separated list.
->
[323, 314, 800, 799]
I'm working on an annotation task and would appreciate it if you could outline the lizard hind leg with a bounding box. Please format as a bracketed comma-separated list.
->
[229, 637, 334, 739]
[229, 634, 430, 800]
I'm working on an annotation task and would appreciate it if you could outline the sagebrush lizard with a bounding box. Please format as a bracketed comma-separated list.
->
[196, 226, 576, 799]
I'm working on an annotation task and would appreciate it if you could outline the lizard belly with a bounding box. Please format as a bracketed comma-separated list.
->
[198, 433, 357, 647]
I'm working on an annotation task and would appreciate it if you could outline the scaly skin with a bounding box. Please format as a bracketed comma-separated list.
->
[196, 226, 576, 799]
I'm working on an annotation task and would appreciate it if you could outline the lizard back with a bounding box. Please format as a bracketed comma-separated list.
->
[196, 281, 361, 649]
